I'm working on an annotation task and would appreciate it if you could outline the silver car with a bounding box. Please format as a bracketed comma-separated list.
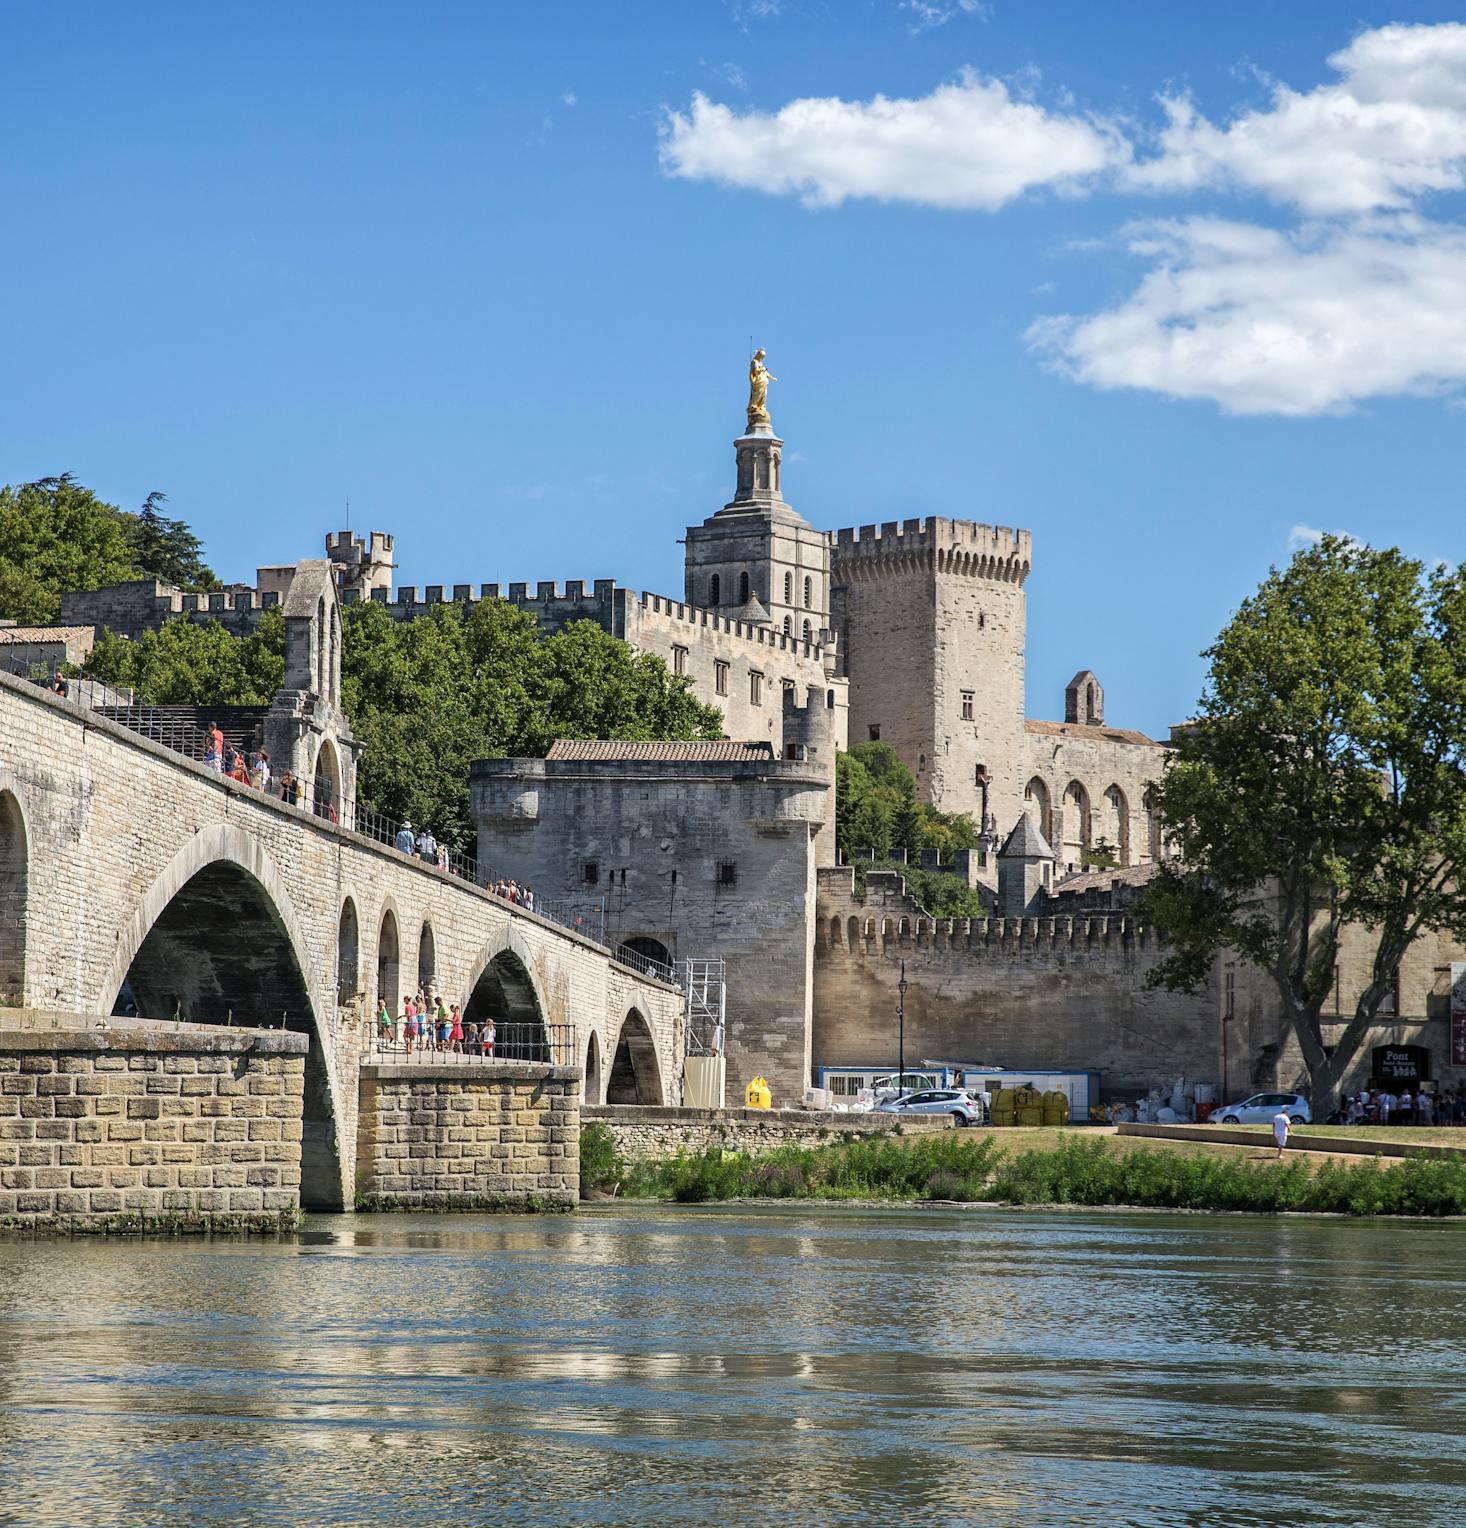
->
[1215, 1091, 1311, 1125]
[875, 1088, 986, 1126]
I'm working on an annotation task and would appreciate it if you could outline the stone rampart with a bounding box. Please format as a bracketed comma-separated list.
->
[356, 1062, 579, 1210]
[814, 873, 1218, 1097]
[0, 1022, 306, 1232]
[583, 1104, 951, 1162]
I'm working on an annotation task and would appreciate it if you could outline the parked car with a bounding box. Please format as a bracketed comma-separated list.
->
[1215, 1092, 1311, 1125]
[875, 1089, 986, 1126]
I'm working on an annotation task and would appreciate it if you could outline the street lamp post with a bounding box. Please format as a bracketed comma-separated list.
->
[897, 959, 908, 1085]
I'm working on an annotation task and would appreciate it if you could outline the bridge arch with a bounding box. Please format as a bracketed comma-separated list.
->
[97, 823, 348, 1211]
[0, 787, 29, 1005]
[606, 1008, 664, 1105]
[462, 925, 550, 1061]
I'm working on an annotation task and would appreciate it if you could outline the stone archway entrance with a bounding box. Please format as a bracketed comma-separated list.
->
[377, 908, 400, 1012]
[584, 1031, 602, 1106]
[606, 1009, 663, 1105]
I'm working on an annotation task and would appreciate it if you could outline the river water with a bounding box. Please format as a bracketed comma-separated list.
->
[0, 1205, 1463, 1527]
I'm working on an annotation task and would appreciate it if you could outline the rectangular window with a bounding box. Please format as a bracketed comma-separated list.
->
[1379, 968, 1400, 1015]
[714, 660, 729, 696]
[749, 670, 763, 705]
[582, 861, 599, 886]
[1224, 969, 1235, 1020]
[717, 861, 737, 887]
[868, 724, 881, 741]
[961, 690, 974, 721]
[671, 645, 688, 676]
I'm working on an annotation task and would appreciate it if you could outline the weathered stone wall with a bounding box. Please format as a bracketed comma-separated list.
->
[815, 869, 1218, 1098]
[1021, 722, 1167, 875]
[356, 1062, 579, 1210]
[0, 671, 685, 1208]
[473, 749, 829, 1109]
[0, 1023, 306, 1230]
[583, 1103, 951, 1161]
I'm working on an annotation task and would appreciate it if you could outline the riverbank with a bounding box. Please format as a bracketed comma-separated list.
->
[581, 1124, 1466, 1217]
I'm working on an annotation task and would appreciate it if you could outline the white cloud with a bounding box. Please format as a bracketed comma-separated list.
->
[903, 0, 990, 33]
[718, 62, 748, 92]
[1286, 523, 1358, 552]
[660, 70, 1126, 210]
[561, 91, 578, 108]
[1131, 23, 1466, 214]
[1027, 216, 1466, 415]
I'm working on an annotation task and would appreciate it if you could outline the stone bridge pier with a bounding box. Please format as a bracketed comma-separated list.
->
[0, 673, 685, 1210]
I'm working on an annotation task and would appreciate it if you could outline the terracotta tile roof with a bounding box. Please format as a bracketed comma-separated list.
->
[0, 625, 94, 643]
[1025, 719, 1164, 747]
[1049, 861, 1162, 896]
[545, 739, 776, 762]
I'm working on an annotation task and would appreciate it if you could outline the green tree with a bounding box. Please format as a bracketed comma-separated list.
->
[835, 740, 982, 914]
[0, 475, 141, 624]
[128, 491, 217, 589]
[83, 609, 284, 703]
[1142, 536, 1466, 1120]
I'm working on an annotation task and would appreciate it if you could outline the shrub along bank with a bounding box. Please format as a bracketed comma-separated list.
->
[579, 1126, 1466, 1217]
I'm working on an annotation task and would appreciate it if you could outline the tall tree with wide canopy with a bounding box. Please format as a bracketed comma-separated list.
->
[1144, 536, 1466, 1119]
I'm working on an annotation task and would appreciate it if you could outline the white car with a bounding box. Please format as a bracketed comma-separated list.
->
[1215, 1091, 1311, 1125]
[875, 1089, 986, 1126]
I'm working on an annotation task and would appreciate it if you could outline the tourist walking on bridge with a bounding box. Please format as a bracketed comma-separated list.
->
[394, 820, 415, 855]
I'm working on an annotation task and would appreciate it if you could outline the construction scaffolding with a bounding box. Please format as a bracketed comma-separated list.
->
[683, 959, 726, 1057]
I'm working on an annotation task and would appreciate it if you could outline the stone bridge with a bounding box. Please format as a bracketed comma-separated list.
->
[0, 671, 684, 1209]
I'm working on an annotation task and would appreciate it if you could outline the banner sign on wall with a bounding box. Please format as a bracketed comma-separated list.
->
[1452, 963, 1466, 1066]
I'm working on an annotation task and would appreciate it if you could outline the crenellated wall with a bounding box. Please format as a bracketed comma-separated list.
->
[813, 867, 1218, 1097]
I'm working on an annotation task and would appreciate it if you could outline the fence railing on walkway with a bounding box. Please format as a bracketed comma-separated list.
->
[364, 1022, 573, 1067]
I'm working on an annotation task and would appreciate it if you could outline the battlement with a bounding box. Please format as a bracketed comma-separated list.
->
[638, 591, 830, 663]
[151, 586, 279, 618]
[326, 528, 394, 561]
[830, 517, 1032, 584]
[815, 864, 1148, 955]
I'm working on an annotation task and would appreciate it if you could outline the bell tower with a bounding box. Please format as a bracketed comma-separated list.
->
[683, 354, 831, 639]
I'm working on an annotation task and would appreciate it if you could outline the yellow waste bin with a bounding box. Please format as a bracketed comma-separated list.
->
[745, 1075, 772, 1110]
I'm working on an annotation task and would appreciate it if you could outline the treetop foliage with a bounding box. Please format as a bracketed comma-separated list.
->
[0, 476, 216, 625]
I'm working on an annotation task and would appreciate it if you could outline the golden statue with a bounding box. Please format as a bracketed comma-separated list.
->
[747, 348, 777, 431]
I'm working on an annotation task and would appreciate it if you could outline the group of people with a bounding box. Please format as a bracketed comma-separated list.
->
[489, 878, 535, 911]
[1343, 1086, 1466, 1126]
[392, 819, 452, 870]
[374, 990, 496, 1057]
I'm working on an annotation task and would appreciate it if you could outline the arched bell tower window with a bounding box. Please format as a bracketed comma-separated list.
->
[709, 574, 720, 606]
[803, 576, 812, 609]
[784, 572, 793, 603]
[739, 571, 750, 604]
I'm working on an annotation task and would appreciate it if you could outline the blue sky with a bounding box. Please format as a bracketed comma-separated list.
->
[4, 3, 1465, 736]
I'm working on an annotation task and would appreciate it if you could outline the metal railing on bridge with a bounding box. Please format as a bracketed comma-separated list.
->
[92, 702, 654, 974]
[363, 1022, 573, 1067]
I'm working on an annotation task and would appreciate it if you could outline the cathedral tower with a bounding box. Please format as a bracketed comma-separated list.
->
[683, 366, 831, 643]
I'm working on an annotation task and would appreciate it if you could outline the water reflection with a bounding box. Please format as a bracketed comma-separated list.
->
[0, 1206, 1463, 1526]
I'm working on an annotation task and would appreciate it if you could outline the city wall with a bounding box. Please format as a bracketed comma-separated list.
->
[814, 869, 1218, 1098]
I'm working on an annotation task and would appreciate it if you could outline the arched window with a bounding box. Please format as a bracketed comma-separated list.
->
[739, 571, 750, 604]
[783, 615, 792, 635]
[802, 619, 812, 642]
[316, 597, 327, 696]
[417, 921, 436, 993]
[1102, 784, 1131, 866]
[0, 791, 27, 1004]
[828, 916, 842, 946]
[784, 572, 793, 603]
[709, 573, 720, 605]
[1062, 781, 1091, 870]
[803, 576, 812, 608]
[826, 689, 835, 708]
[337, 897, 360, 1006]
[1024, 777, 1053, 844]
[376, 908, 399, 1012]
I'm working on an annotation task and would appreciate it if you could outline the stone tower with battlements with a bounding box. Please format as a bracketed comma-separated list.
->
[830, 517, 1032, 836]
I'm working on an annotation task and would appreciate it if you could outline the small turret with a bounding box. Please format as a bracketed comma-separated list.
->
[998, 814, 1055, 918]
[1065, 670, 1104, 726]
